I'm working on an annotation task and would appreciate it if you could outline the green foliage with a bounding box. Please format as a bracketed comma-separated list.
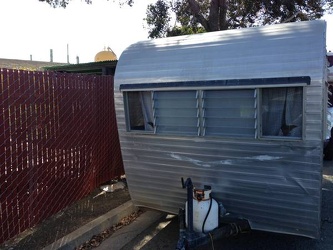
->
[326, 0, 333, 12]
[166, 25, 205, 37]
[145, 0, 210, 38]
[227, 0, 324, 28]
[39, 0, 91, 8]
[145, 0, 171, 38]
[38, 0, 333, 38]
[40, 0, 136, 8]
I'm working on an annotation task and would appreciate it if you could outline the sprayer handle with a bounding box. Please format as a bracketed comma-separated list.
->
[181, 177, 193, 189]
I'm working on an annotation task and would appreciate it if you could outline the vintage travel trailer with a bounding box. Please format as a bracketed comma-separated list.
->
[114, 20, 328, 239]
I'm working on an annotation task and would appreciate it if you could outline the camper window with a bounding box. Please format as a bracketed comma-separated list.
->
[261, 87, 303, 138]
[125, 91, 154, 132]
[203, 89, 256, 137]
[153, 91, 199, 135]
[123, 84, 304, 140]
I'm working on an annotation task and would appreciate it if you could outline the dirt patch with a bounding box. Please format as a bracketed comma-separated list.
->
[1, 183, 131, 250]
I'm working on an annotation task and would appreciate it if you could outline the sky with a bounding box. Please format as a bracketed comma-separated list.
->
[0, 0, 157, 63]
[0, 0, 332, 64]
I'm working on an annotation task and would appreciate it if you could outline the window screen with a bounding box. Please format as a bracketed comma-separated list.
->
[203, 89, 256, 137]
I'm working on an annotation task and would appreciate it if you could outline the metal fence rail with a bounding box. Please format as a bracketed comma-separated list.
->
[0, 69, 124, 244]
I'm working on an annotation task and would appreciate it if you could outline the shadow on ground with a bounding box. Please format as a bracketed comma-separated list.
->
[1, 186, 130, 250]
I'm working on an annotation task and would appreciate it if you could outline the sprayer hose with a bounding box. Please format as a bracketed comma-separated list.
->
[202, 194, 213, 234]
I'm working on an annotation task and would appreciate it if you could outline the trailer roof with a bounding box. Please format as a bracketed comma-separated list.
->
[115, 20, 326, 88]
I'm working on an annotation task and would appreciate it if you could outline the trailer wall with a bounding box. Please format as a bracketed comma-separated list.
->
[114, 20, 327, 238]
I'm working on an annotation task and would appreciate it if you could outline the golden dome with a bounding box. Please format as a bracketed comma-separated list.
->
[94, 47, 117, 62]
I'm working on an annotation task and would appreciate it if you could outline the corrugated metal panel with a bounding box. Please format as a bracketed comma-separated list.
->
[115, 21, 326, 85]
[114, 20, 327, 239]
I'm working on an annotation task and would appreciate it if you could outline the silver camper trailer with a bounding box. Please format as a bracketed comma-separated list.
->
[114, 20, 328, 239]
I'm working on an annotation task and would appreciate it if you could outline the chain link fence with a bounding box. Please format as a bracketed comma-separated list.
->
[0, 69, 124, 244]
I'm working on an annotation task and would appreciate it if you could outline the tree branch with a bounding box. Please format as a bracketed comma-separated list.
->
[219, 0, 228, 30]
[208, 0, 228, 31]
[209, 0, 219, 31]
[188, 0, 210, 31]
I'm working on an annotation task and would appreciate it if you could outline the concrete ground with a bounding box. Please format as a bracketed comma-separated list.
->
[42, 161, 333, 250]
[95, 210, 166, 250]
[41, 201, 141, 250]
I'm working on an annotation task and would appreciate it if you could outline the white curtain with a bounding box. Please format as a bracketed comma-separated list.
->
[140, 92, 154, 131]
[262, 87, 302, 137]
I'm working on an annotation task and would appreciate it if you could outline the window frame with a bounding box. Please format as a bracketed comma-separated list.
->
[258, 86, 305, 141]
[202, 88, 258, 138]
[153, 90, 200, 136]
[121, 77, 309, 140]
[123, 91, 155, 133]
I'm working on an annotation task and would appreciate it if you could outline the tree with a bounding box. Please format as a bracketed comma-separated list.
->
[39, 0, 332, 38]
[146, 0, 333, 38]
[144, 0, 171, 38]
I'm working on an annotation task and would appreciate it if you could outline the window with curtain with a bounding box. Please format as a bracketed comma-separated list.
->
[125, 91, 154, 131]
[261, 87, 303, 138]
[123, 84, 304, 140]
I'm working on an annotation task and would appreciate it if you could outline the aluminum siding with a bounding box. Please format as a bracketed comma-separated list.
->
[114, 20, 327, 238]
